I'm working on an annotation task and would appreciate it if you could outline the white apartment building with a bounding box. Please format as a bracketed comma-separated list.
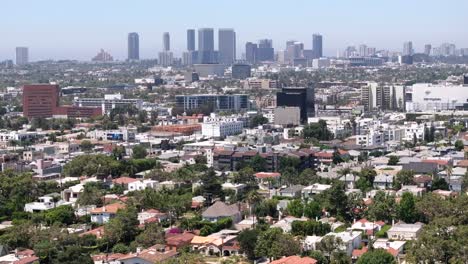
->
[201, 114, 244, 138]
[74, 94, 143, 114]
[406, 83, 468, 112]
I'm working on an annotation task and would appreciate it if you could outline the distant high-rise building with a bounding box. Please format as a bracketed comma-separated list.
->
[92, 49, 114, 62]
[286, 41, 303, 63]
[245, 42, 258, 64]
[198, 28, 216, 64]
[257, 39, 274, 61]
[218, 29, 236, 65]
[312, 34, 323, 58]
[15, 47, 29, 65]
[128, 32, 140, 60]
[424, 44, 432, 55]
[359, 44, 368, 57]
[163, 32, 170, 51]
[403, 41, 413, 56]
[276, 86, 315, 123]
[367, 47, 376, 57]
[187, 29, 196, 51]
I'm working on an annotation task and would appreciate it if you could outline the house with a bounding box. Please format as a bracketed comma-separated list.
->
[373, 174, 393, 190]
[324, 231, 362, 256]
[340, 174, 359, 189]
[373, 238, 406, 256]
[221, 182, 246, 194]
[413, 175, 432, 188]
[79, 226, 105, 239]
[351, 219, 385, 236]
[166, 232, 196, 251]
[61, 183, 84, 203]
[279, 185, 305, 198]
[191, 230, 240, 256]
[0, 249, 38, 264]
[24, 194, 70, 213]
[112, 177, 139, 190]
[255, 172, 281, 190]
[271, 216, 306, 233]
[90, 203, 126, 224]
[396, 185, 425, 197]
[270, 256, 317, 264]
[117, 245, 178, 264]
[202, 201, 241, 223]
[137, 209, 168, 225]
[387, 223, 423, 240]
[303, 235, 322, 251]
[92, 253, 126, 264]
[302, 184, 332, 198]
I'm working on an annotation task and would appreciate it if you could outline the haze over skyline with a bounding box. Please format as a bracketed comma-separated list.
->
[2, 0, 468, 61]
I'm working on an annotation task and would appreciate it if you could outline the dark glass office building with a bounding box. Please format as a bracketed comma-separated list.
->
[232, 63, 251, 79]
[128, 32, 140, 60]
[312, 34, 323, 59]
[218, 28, 236, 65]
[257, 39, 274, 61]
[245, 42, 258, 64]
[187, 29, 196, 51]
[276, 86, 315, 123]
[198, 28, 217, 64]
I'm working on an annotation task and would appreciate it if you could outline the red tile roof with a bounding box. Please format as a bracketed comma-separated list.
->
[91, 202, 126, 214]
[255, 172, 281, 179]
[113, 177, 139, 184]
[270, 256, 317, 264]
[352, 247, 368, 258]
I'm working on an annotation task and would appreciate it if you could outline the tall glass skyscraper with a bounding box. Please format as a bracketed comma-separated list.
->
[312, 34, 323, 58]
[163, 32, 170, 51]
[15, 47, 29, 65]
[198, 28, 216, 64]
[128, 32, 140, 60]
[187, 29, 195, 51]
[218, 28, 236, 65]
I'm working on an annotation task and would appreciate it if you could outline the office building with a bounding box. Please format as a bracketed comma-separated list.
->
[163, 32, 170, 51]
[245, 42, 257, 64]
[312, 58, 330, 69]
[23, 84, 60, 118]
[192, 64, 226, 77]
[406, 83, 468, 112]
[159, 32, 173, 67]
[274, 106, 301, 126]
[312, 34, 323, 58]
[16, 47, 29, 65]
[183, 51, 197, 66]
[23, 84, 101, 119]
[286, 41, 304, 64]
[201, 114, 244, 138]
[128, 32, 140, 60]
[92, 49, 113, 62]
[349, 57, 384, 66]
[175, 94, 248, 112]
[187, 29, 196, 51]
[403, 41, 413, 56]
[218, 28, 236, 65]
[359, 44, 368, 57]
[198, 28, 216, 64]
[231, 63, 251, 79]
[257, 39, 274, 61]
[424, 44, 432, 55]
[361, 83, 405, 112]
[74, 94, 143, 114]
[276, 86, 315, 123]
[399, 55, 413, 65]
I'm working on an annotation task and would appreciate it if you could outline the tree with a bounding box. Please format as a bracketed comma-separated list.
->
[309, 251, 329, 264]
[132, 145, 148, 159]
[303, 201, 321, 219]
[44, 205, 75, 226]
[255, 228, 300, 261]
[431, 177, 449, 191]
[250, 114, 269, 128]
[199, 169, 223, 203]
[356, 249, 397, 264]
[249, 155, 267, 172]
[286, 199, 304, 218]
[454, 139, 464, 151]
[366, 191, 397, 222]
[76, 182, 104, 207]
[104, 206, 139, 245]
[387, 156, 399, 165]
[355, 168, 377, 192]
[317, 235, 344, 262]
[238, 229, 259, 260]
[393, 170, 415, 189]
[319, 182, 348, 220]
[53, 245, 93, 264]
[80, 140, 94, 152]
[134, 222, 165, 248]
[291, 220, 331, 236]
[302, 120, 333, 141]
[398, 192, 418, 223]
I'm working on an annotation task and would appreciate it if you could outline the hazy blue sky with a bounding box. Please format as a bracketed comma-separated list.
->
[2, 0, 468, 61]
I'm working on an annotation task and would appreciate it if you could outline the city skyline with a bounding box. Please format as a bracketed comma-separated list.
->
[2, 0, 468, 61]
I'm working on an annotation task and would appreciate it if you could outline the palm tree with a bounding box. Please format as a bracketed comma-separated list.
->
[246, 190, 261, 227]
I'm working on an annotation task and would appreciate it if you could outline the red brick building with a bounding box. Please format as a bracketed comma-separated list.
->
[22, 84, 101, 119]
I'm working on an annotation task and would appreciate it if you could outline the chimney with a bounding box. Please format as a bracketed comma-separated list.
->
[136, 247, 141, 255]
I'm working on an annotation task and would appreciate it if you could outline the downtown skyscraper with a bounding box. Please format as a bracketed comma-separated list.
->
[187, 29, 195, 51]
[198, 28, 216, 64]
[403, 41, 413, 56]
[312, 34, 323, 58]
[183, 29, 197, 66]
[128, 32, 140, 60]
[15, 47, 29, 65]
[218, 28, 236, 65]
[159, 32, 173, 67]
[163, 32, 170, 51]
